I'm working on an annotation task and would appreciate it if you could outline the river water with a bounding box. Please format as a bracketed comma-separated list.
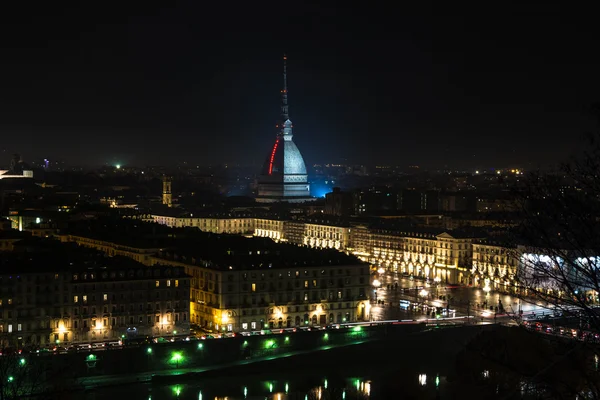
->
[82, 372, 446, 400]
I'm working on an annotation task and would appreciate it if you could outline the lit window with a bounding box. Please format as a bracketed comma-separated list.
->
[17, 324, 22, 331]
[242, 323, 248, 330]
[7, 299, 12, 305]
[103, 294, 108, 301]
[251, 283, 256, 292]
[155, 281, 160, 287]
[83, 295, 87, 303]
[73, 295, 79, 303]
[92, 319, 96, 327]
[175, 280, 179, 287]
[304, 293, 308, 301]
[304, 281, 309, 288]
[167, 280, 171, 287]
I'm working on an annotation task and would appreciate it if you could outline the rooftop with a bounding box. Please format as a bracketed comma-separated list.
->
[60, 218, 363, 270]
[158, 238, 362, 270]
[60, 218, 183, 249]
[0, 238, 148, 274]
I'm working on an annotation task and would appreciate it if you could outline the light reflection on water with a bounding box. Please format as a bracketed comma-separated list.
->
[84, 374, 447, 400]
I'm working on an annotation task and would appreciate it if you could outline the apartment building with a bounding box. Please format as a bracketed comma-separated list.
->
[0, 241, 190, 348]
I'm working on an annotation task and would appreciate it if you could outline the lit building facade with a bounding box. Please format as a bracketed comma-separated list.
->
[471, 241, 518, 291]
[254, 218, 285, 240]
[58, 224, 371, 334]
[0, 251, 190, 348]
[151, 214, 254, 234]
[151, 254, 371, 332]
[302, 222, 350, 250]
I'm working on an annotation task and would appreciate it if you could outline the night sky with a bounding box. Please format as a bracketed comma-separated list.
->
[1, 2, 598, 169]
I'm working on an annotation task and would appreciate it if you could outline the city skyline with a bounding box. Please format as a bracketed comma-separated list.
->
[1, 3, 599, 169]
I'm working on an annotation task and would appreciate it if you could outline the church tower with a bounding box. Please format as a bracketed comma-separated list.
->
[162, 175, 172, 207]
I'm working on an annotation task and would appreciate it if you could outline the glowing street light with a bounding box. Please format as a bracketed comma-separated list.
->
[483, 285, 491, 295]
[372, 279, 381, 288]
[419, 289, 429, 298]
[171, 352, 183, 369]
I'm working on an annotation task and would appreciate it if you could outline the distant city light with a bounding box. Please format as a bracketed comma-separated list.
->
[115, 164, 121, 169]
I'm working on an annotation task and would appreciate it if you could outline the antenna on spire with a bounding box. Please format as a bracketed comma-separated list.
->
[281, 54, 289, 123]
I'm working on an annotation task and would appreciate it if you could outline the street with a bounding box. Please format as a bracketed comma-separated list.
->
[370, 270, 556, 324]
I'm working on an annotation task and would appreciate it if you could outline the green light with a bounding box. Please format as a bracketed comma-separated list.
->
[284, 336, 290, 342]
[198, 391, 202, 400]
[342, 390, 346, 399]
[174, 330, 177, 335]
[121, 335, 125, 339]
[355, 379, 360, 390]
[19, 358, 26, 366]
[56, 339, 60, 344]
[323, 333, 329, 340]
[197, 343, 204, 350]
[436, 375, 440, 388]
[7, 376, 14, 383]
[269, 383, 273, 392]
[86, 354, 97, 362]
[324, 379, 328, 389]
[352, 326, 362, 332]
[243, 387, 248, 398]
[285, 383, 289, 393]
[243, 340, 248, 347]
[172, 385, 181, 397]
[264, 339, 275, 349]
[171, 352, 183, 368]
[116, 164, 121, 169]
[147, 347, 153, 354]
[305, 395, 308, 400]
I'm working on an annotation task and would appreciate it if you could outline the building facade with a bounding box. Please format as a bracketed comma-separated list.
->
[151, 253, 371, 333]
[147, 213, 486, 285]
[0, 252, 190, 349]
[471, 240, 518, 291]
[151, 214, 254, 234]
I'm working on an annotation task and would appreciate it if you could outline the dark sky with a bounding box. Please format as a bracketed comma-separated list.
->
[0, 2, 598, 169]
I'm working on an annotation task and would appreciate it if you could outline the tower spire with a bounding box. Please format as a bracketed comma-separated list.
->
[281, 54, 289, 123]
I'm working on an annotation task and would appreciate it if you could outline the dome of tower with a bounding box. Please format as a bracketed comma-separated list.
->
[260, 134, 308, 177]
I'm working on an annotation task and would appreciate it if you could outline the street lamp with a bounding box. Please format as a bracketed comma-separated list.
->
[483, 284, 491, 296]
[434, 276, 441, 297]
[171, 352, 183, 369]
[372, 279, 381, 302]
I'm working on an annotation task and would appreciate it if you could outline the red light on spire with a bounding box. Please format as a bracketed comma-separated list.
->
[268, 139, 280, 175]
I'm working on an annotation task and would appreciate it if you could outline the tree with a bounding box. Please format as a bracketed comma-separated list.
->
[496, 120, 600, 397]
[0, 354, 43, 400]
[512, 128, 600, 331]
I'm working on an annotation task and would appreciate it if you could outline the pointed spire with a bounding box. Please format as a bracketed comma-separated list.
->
[281, 54, 289, 123]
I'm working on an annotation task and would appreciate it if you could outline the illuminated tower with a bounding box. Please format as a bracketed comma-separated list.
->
[162, 176, 172, 207]
[256, 55, 314, 203]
